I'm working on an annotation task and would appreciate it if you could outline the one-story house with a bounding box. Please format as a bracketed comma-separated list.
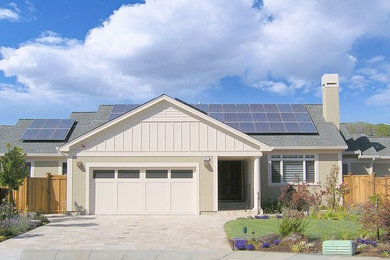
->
[0, 74, 354, 215]
[340, 124, 390, 176]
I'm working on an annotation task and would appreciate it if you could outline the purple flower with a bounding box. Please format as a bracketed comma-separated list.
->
[276, 215, 283, 219]
[255, 215, 269, 219]
[274, 239, 281, 246]
[247, 244, 255, 250]
[262, 242, 270, 248]
[234, 239, 247, 250]
[357, 239, 377, 247]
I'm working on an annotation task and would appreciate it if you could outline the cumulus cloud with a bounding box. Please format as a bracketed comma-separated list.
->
[0, 7, 19, 21]
[1, 0, 390, 106]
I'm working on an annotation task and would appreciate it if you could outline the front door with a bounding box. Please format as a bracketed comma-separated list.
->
[218, 161, 244, 201]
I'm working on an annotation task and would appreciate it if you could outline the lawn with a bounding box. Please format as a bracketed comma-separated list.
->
[224, 218, 363, 240]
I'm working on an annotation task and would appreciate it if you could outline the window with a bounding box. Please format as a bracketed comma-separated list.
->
[171, 170, 193, 179]
[118, 170, 140, 178]
[25, 162, 32, 177]
[270, 154, 316, 184]
[93, 170, 115, 179]
[62, 162, 67, 175]
[146, 170, 168, 179]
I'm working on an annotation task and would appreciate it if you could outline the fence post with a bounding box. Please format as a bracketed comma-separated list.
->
[46, 173, 52, 213]
[371, 173, 376, 197]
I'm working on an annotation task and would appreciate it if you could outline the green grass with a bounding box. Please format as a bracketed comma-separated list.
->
[224, 218, 364, 240]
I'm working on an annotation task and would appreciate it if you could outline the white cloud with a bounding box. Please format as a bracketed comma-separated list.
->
[1, 0, 390, 106]
[0, 8, 19, 21]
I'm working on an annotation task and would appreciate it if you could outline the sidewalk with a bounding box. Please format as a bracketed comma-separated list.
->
[0, 249, 384, 260]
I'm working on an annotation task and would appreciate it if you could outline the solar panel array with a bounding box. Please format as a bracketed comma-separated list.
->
[21, 119, 76, 141]
[109, 104, 140, 121]
[191, 104, 317, 134]
[109, 103, 317, 134]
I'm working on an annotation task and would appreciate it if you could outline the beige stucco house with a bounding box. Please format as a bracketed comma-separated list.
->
[1, 73, 369, 215]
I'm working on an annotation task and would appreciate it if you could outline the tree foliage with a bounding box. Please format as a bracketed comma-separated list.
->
[345, 122, 390, 137]
[0, 144, 28, 206]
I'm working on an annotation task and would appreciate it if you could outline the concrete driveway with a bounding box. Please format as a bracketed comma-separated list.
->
[0, 215, 234, 251]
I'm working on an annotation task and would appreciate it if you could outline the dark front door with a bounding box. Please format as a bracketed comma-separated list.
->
[218, 161, 244, 201]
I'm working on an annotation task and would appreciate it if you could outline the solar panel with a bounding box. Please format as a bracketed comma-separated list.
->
[109, 104, 140, 120]
[21, 119, 75, 141]
[222, 104, 236, 113]
[107, 102, 317, 134]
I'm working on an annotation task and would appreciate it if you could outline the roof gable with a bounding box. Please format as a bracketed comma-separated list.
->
[59, 95, 272, 153]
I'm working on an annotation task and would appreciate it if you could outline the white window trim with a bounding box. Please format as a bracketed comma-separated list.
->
[268, 153, 319, 186]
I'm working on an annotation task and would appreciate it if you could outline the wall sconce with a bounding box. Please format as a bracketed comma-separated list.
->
[203, 156, 211, 167]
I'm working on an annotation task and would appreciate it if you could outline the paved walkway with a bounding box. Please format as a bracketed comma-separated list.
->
[0, 215, 234, 251]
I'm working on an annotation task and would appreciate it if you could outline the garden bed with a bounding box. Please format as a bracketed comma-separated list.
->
[224, 216, 390, 257]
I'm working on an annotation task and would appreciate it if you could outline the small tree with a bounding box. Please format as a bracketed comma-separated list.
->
[324, 165, 350, 210]
[0, 144, 28, 211]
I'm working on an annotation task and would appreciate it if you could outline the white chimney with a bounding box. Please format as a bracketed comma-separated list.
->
[322, 74, 340, 130]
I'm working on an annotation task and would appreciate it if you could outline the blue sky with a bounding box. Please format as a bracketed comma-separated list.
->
[1, 0, 390, 125]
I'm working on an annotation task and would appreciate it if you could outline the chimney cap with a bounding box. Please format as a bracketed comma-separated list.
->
[321, 73, 339, 87]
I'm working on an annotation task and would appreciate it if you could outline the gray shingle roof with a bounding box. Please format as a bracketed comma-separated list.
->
[340, 123, 390, 157]
[0, 103, 347, 154]
[250, 105, 347, 148]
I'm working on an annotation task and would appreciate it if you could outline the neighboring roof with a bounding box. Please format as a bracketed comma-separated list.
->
[251, 105, 347, 148]
[340, 123, 390, 158]
[0, 96, 347, 155]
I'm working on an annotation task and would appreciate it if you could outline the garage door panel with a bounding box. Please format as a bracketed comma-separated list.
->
[95, 182, 116, 213]
[171, 182, 195, 213]
[117, 182, 142, 212]
[145, 182, 169, 212]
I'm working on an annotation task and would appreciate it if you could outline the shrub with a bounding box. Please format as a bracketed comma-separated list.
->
[261, 199, 281, 214]
[0, 199, 16, 221]
[361, 198, 390, 240]
[0, 215, 31, 236]
[278, 209, 308, 237]
[274, 239, 281, 246]
[278, 182, 322, 212]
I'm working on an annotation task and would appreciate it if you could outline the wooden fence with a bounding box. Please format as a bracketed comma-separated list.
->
[12, 173, 67, 213]
[343, 174, 390, 205]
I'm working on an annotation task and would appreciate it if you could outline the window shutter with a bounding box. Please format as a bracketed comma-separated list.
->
[271, 161, 281, 183]
[306, 161, 315, 183]
[283, 161, 303, 182]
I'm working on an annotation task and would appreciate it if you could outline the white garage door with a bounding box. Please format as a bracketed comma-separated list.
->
[91, 168, 197, 214]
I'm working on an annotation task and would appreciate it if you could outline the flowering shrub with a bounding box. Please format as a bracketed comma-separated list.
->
[247, 244, 255, 250]
[262, 242, 270, 248]
[357, 238, 377, 247]
[274, 239, 281, 246]
[290, 241, 314, 252]
[276, 215, 283, 219]
[234, 239, 247, 250]
[0, 215, 31, 236]
[255, 215, 269, 219]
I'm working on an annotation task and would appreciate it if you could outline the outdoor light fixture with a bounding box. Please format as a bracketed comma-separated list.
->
[203, 157, 211, 167]
[76, 161, 83, 168]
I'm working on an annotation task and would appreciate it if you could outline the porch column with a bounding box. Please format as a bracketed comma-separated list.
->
[253, 156, 261, 214]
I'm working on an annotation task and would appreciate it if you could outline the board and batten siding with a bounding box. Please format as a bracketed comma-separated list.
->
[83, 102, 259, 152]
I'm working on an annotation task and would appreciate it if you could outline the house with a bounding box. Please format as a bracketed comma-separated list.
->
[0, 74, 350, 215]
[340, 124, 390, 176]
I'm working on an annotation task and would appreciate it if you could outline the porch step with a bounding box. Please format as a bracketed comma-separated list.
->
[216, 210, 258, 217]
